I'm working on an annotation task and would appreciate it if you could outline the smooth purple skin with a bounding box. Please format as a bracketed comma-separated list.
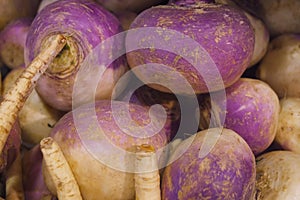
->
[199, 78, 280, 155]
[0, 18, 32, 69]
[126, 4, 254, 94]
[25, 0, 127, 111]
[161, 128, 256, 200]
[22, 145, 55, 200]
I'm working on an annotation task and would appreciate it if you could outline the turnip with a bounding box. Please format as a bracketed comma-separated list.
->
[199, 78, 280, 155]
[40, 137, 82, 200]
[168, 0, 215, 5]
[161, 128, 256, 199]
[0, 18, 32, 69]
[257, 34, 300, 98]
[25, 0, 128, 111]
[233, 0, 300, 37]
[2, 68, 65, 146]
[46, 99, 171, 199]
[0, 0, 40, 31]
[126, 2, 254, 94]
[255, 150, 300, 199]
[275, 98, 300, 154]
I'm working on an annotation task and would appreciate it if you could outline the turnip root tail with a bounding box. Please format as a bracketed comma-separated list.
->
[40, 137, 82, 200]
[0, 34, 66, 154]
[5, 153, 24, 200]
[134, 144, 161, 200]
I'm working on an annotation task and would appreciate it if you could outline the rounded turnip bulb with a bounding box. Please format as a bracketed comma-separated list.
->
[25, 0, 128, 111]
[49, 100, 172, 200]
[126, 3, 254, 94]
[199, 78, 280, 155]
[161, 128, 256, 200]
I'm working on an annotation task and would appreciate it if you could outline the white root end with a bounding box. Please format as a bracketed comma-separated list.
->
[5, 153, 24, 200]
[0, 34, 66, 154]
[134, 144, 161, 200]
[40, 137, 82, 200]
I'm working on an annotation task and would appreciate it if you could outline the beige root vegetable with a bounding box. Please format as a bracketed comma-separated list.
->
[134, 144, 161, 200]
[275, 98, 300, 154]
[5, 153, 24, 200]
[40, 137, 82, 200]
[0, 34, 66, 154]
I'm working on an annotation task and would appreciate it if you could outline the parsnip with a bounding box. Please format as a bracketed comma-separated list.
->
[0, 34, 66, 154]
[40, 137, 82, 200]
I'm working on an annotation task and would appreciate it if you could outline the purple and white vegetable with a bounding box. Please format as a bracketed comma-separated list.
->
[0, 18, 32, 69]
[126, 2, 255, 94]
[199, 78, 280, 155]
[161, 128, 256, 199]
[25, 0, 128, 111]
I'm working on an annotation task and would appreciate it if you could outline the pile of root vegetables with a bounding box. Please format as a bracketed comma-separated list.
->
[0, 0, 300, 199]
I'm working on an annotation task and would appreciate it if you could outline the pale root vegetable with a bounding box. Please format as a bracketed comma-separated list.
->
[0, 34, 66, 155]
[257, 34, 300, 98]
[0, 0, 40, 31]
[275, 98, 300, 154]
[199, 78, 280, 155]
[0, 18, 32, 69]
[161, 128, 256, 199]
[40, 137, 82, 200]
[126, 2, 255, 94]
[215, 0, 269, 67]
[2, 68, 65, 146]
[94, 0, 167, 14]
[25, 0, 128, 111]
[134, 145, 161, 200]
[49, 100, 171, 200]
[5, 153, 24, 200]
[22, 145, 54, 200]
[255, 150, 300, 199]
[233, 0, 300, 37]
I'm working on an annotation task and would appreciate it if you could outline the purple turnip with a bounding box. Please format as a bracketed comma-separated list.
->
[126, 2, 255, 94]
[199, 78, 280, 155]
[161, 128, 256, 199]
[46, 99, 171, 199]
[0, 18, 32, 69]
[25, 0, 128, 111]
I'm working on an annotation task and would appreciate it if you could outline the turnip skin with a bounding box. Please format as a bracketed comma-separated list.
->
[49, 100, 171, 200]
[0, 0, 40, 31]
[161, 128, 256, 200]
[275, 98, 300, 154]
[168, 0, 215, 5]
[199, 78, 280, 155]
[25, 0, 128, 111]
[0, 18, 32, 69]
[257, 34, 300, 99]
[126, 3, 254, 94]
[255, 151, 300, 199]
